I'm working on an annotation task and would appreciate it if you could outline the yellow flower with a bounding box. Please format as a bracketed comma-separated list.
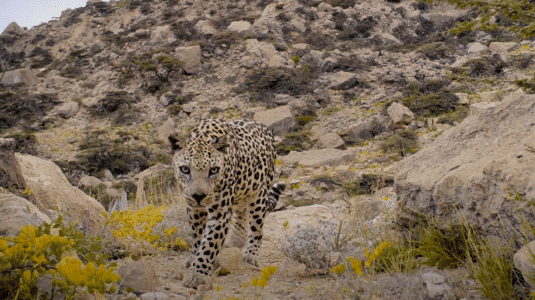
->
[216, 285, 221, 291]
[23, 270, 32, 282]
[0, 239, 8, 251]
[164, 227, 177, 236]
[57, 256, 84, 286]
[251, 276, 259, 286]
[32, 254, 47, 266]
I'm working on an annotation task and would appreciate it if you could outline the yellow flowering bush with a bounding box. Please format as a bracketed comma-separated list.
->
[330, 242, 390, 278]
[251, 266, 277, 289]
[105, 205, 187, 254]
[0, 222, 120, 300]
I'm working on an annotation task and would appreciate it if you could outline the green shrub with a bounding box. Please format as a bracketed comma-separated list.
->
[515, 78, 535, 94]
[442, 0, 535, 39]
[242, 66, 317, 102]
[380, 129, 418, 157]
[342, 174, 394, 196]
[437, 105, 469, 125]
[136, 55, 183, 83]
[416, 42, 454, 60]
[276, 131, 312, 155]
[416, 222, 470, 269]
[168, 104, 183, 116]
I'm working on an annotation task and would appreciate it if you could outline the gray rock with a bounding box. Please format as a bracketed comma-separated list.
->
[467, 42, 488, 54]
[273, 94, 294, 105]
[150, 25, 175, 44]
[268, 55, 288, 68]
[395, 93, 535, 241]
[387, 102, 414, 124]
[78, 175, 102, 188]
[316, 132, 345, 149]
[343, 119, 387, 143]
[227, 20, 251, 33]
[175, 45, 201, 74]
[422, 272, 453, 299]
[454, 93, 470, 105]
[469, 101, 496, 114]
[310, 125, 328, 142]
[421, 10, 467, 28]
[1, 68, 39, 86]
[88, 40, 106, 55]
[195, 20, 217, 35]
[292, 43, 310, 50]
[118, 260, 162, 293]
[281, 148, 355, 167]
[514, 241, 535, 289]
[160, 91, 176, 106]
[253, 105, 298, 136]
[108, 22, 123, 34]
[0, 193, 52, 237]
[477, 91, 503, 103]
[140, 292, 169, 300]
[53, 101, 79, 119]
[329, 71, 359, 90]
[16, 153, 107, 233]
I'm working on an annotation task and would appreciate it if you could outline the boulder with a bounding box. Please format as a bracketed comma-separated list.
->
[421, 10, 467, 28]
[51, 101, 79, 119]
[387, 102, 414, 124]
[467, 42, 488, 54]
[118, 260, 162, 293]
[395, 93, 535, 241]
[253, 105, 298, 136]
[88, 40, 106, 55]
[15, 153, 107, 232]
[0, 68, 39, 86]
[150, 25, 176, 44]
[316, 132, 345, 149]
[422, 272, 453, 299]
[281, 148, 355, 167]
[0, 193, 51, 237]
[140, 292, 170, 300]
[342, 118, 388, 143]
[267, 55, 288, 68]
[245, 39, 278, 61]
[514, 241, 535, 289]
[329, 71, 358, 90]
[310, 125, 328, 142]
[78, 175, 102, 188]
[227, 20, 251, 33]
[175, 45, 201, 74]
[194, 20, 217, 35]
[108, 22, 123, 34]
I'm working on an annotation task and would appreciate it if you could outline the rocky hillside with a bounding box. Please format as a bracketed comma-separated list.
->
[1, 0, 535, 299]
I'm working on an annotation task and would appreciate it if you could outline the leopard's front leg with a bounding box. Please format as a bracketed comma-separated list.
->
[183, 206, 232, 289]
[184, 206, 207, 269]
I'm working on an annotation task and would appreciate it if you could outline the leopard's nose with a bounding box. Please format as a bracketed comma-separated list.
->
[192, 193, 206, 205]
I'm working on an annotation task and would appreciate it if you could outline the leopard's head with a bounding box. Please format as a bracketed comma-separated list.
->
[168, 131, 229, 208]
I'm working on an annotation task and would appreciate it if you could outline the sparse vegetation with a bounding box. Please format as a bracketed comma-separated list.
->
[276, 131, 312, 155]
[380, 129, 419, 158]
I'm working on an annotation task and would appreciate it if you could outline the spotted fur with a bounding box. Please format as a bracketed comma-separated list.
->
[169, 118, 283, 288]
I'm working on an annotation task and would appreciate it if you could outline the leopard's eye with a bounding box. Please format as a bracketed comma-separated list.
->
[209, 167, 219, 176]
[179, 166, 190, 174]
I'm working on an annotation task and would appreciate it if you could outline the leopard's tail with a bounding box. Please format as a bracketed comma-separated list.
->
[267, 182, 285, 211]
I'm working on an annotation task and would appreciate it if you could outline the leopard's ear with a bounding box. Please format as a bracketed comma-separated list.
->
[213, 135, 229, 153]
[168, 133, 185, 152]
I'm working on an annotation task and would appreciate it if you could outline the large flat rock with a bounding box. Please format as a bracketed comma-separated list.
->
[1, 68, 39, 86]
[395, 92, 535, 240]
[281, 148, 355, 167]
[15, 153, 107, 232]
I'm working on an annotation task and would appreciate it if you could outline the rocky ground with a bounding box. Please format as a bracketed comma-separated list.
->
[1, 0, 535, 299]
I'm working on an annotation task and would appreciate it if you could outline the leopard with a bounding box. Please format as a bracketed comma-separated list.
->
[168, 118, 285, 289]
